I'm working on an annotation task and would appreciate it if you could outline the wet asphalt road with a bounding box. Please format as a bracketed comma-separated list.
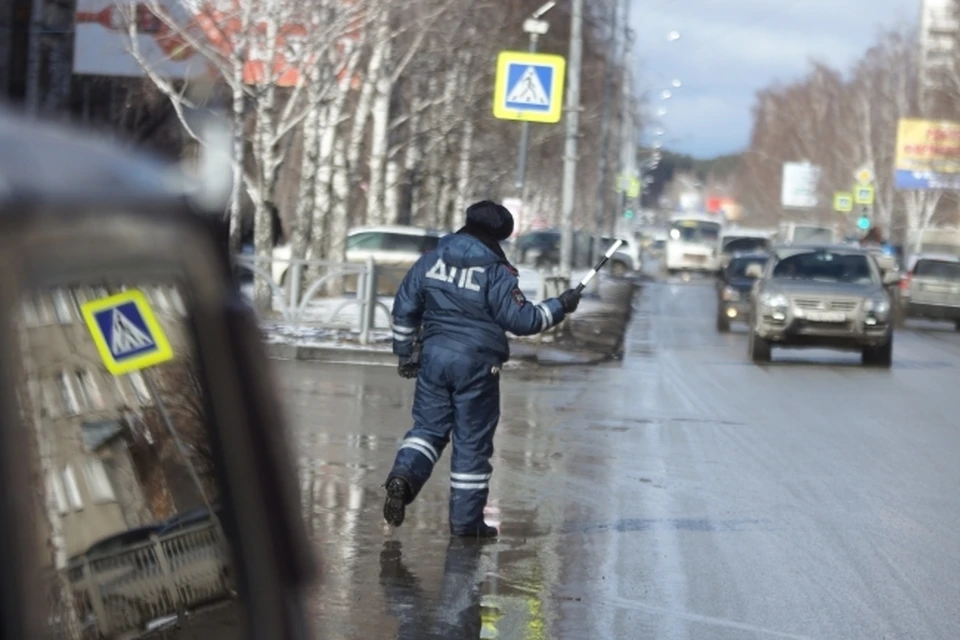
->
[276, 276, 960, 640]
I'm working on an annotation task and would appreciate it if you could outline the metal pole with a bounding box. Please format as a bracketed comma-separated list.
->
[515, 35, 539, 197]
[615, 17, 635, 237]
[559, 0, 583, 278]
[593, 0, 619, 262]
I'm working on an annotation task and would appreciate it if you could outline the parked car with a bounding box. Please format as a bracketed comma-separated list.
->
[748, 244, 899, 366]
[600, 235, 642, 275]
[716, 252, 768, 332]
[265, 225, 444, 287]
[898, 253, 960, 329]
[515, 230, 594, 270]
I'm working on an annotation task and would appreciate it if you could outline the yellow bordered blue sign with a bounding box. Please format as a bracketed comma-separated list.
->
[493, 51, 566, 124]
[80, 289, 174, 375]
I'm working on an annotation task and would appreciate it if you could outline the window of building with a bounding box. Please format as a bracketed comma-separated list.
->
[168, 286, 187, 315]
[57, 372, 79, 415]
[21, 299, 39, 327]
[128, 371, 152, 406]
[42, 382, 60, 419]
[33, 294, 55, 325]
[75, 370, 104, 411]
[82, 457, 116, 504]
[51, 288, 73, 324]
[152, 286, 171, 312]
[62, 465, 83, 511]
[47, 471, 69, 515]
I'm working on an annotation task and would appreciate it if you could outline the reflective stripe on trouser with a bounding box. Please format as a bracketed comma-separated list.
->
[386, 343, 501, 525]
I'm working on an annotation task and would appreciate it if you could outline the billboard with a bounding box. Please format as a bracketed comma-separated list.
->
[781, 162, 820, 209]
[894, 118, 960, 190]
[74, 0, 361, 87]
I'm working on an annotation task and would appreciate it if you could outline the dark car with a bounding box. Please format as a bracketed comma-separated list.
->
[515, 229, 594, 269]
[716, 252, 768, 332]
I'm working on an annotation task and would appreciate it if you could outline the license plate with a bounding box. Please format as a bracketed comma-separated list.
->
[805, 311, 846, 322]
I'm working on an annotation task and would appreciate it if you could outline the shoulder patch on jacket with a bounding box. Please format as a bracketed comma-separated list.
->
[512, 287, 526, 306]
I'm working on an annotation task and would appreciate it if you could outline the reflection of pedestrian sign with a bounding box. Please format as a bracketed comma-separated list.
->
[833, 192, 853, 212]
[493, 51, 565, 124]
[80, 290, 174, 375]
[854, 185, 875, 205]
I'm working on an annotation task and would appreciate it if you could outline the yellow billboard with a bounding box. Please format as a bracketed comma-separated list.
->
[895, 118, 960, 189]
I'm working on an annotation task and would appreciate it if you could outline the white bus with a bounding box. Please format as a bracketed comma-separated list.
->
[664, 213, 724, 274]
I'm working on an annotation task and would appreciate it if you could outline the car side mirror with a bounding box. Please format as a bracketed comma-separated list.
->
[745, 264, 764, 279]
[0, 112, 314, 639]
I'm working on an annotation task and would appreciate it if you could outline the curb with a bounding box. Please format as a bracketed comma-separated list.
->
[264, 277, 640, 368]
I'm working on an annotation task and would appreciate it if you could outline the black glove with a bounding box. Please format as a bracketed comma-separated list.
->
[398, 356, 419, 379]
[558, 288, 582, 313]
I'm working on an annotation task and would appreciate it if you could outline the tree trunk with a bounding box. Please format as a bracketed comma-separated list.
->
[295, 103, 324, 261]
[368, 74, 391, 225]
[251, 18, 280, 311]
[455, 118, 473, 218]
[330, 136, 351, 262]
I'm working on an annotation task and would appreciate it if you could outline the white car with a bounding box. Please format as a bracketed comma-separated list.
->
[601, 235, 642, 274]
[269, 225, 445, 285]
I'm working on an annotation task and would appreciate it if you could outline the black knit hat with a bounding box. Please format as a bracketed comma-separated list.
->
[465, 200, 515, 241]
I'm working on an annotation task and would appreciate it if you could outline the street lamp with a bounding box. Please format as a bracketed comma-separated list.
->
[656, 107, 667, 116]
[671, 79, 682, 88]
[667, 30, 680, 41]
[660, 89, 672, 100]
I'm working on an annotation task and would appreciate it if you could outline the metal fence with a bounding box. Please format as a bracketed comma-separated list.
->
[233, 255, 589, 344]
[45, 522, 233, 638]
[234, 255, 395, 344]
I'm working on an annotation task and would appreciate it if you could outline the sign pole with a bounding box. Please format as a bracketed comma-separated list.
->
[559, 0, 583, 278]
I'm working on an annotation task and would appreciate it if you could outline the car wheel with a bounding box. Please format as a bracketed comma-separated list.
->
[716, 312, 730, 333]
[862, 334, 893, 368]
[748, 329, 771, 362]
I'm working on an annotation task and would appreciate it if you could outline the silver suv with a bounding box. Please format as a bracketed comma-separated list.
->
[748, 245, 899, 367]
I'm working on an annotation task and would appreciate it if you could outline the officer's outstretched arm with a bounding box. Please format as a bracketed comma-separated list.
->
[392, 256, 427, 357]
[486, 264, 566, 336]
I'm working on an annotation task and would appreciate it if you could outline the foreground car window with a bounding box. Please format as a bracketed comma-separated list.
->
[914, 260, 960, 280]
[772, 252, 873, 284]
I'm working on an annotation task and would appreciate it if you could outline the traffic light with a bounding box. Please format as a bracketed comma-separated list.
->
[857, 215, 870, 230]
[624, 209, 634, 220]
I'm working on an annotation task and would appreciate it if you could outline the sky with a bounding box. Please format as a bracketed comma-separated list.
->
[630, 0, 922, 158]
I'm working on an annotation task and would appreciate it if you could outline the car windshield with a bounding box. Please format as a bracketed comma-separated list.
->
[669, 220, 721, 243]
[728, 256, 768, 279]
[792, 226, 834, 244]
[772, 251, 874, 284]
[914, 259, 960, 280]
[723, 236, 768, 253]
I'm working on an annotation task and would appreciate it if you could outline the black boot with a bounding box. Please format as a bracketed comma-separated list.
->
[383, 477, 412, 527]
[450, 522, 499, 538]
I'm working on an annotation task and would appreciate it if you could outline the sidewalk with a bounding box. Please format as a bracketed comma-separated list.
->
[260, 274, 641, 368]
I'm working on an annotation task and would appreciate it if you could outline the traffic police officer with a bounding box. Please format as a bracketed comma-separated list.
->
[382, 201, 581, 537]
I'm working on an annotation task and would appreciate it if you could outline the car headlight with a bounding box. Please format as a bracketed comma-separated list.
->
[864, 296, 890, 315]
[722, 286, 740, 301]
[758, 291, 788, 308]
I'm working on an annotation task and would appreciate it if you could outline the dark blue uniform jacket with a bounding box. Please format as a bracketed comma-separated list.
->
[391, 233, 566, 365]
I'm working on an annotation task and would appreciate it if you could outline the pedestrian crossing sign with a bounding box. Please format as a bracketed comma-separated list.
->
[493, 51, 566, 123]
[81, 289, 174, 375]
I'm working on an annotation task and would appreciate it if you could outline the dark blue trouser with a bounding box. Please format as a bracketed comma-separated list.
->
[387, 343, 501, 532]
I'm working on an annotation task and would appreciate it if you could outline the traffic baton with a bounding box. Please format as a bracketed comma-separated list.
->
[575, 238, 624, 293]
